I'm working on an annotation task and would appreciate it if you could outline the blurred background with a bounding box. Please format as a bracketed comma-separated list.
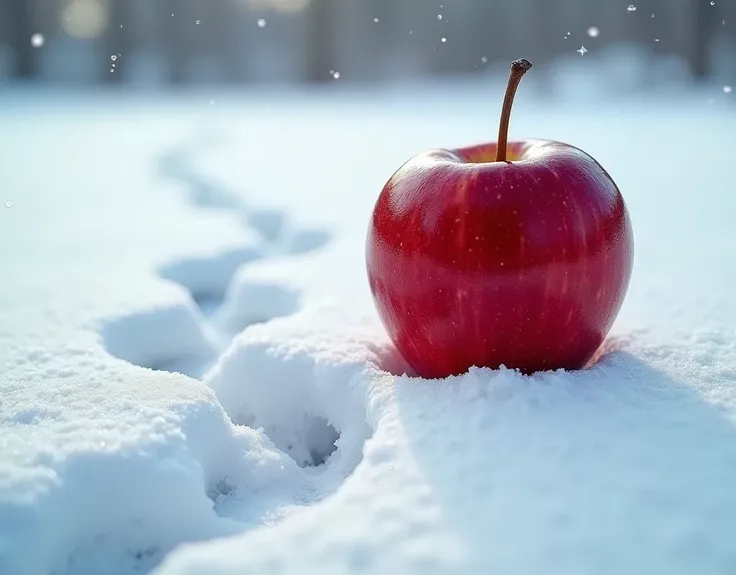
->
[0, 0, 733, 92]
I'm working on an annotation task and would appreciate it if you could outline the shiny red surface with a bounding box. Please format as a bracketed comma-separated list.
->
[366, 139, 634, 378]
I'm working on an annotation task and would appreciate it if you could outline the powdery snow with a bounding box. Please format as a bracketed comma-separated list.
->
[1, 78, 736, 575]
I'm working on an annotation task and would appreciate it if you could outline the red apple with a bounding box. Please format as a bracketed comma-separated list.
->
[366, 59, 634, 379]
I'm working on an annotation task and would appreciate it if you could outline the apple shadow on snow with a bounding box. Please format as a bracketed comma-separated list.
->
[392, 348, 736, 570]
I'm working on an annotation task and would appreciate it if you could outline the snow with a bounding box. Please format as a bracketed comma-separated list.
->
[1, 73, 736, 575]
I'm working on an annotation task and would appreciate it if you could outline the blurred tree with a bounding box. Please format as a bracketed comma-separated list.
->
[160, 0, 192, 85]
[476, 0, 513, 69]
[103, 0, 132, 83]
[307, 0, 336, 82]
[208, 0, 244, 83]
[5, 0, 36, 79]
[367, 0, 396, 79]
[693, 0, 718, 77]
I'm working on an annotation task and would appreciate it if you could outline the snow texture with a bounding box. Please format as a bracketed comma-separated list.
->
[1, 74, 736, 575]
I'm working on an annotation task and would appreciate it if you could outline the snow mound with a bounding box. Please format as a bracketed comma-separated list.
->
[205, 312, 377, 472]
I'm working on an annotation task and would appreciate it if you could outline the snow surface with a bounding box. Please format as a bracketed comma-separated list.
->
[1, 76, 736, 575]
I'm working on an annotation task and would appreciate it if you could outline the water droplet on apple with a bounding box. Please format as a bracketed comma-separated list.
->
[587, 26, 599, 38]
[257, 18, 266, 28]
[31, 33, 44, 48]
[627, 4, 637, 12]
[724, 86, 732, 94]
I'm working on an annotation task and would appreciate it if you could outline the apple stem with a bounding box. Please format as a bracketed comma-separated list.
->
[496, 58, 533, 163]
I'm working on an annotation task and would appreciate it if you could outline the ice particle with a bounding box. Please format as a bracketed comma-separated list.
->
[257, 18, 266, 28]
[724, 86, 732, 94]
[5, 201, 12, 208]
[31, 33, 44, 48]
[577, 45, 588, 55]
[627, 5, 637, 12]
[587, 26, 599, 38]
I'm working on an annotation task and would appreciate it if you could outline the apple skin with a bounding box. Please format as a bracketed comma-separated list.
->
[366, 139, 634, 379]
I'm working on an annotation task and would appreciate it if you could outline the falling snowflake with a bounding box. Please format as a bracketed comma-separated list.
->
[332, 71, 340, 79]
[437, 14, 443, 20]
[441, 37, 447, 43]
[587, 26, 599, 38]
[5, 201, 12, 208]
[31, 33, 44, 48]
[373, 17, 379, 23]
[577, 45, 588, 55]
[481, 56, 488, 64]
[196, 20, 201, 25]
[257, 18, 266, 28]
[724, 86, 732, 94]
[627, 5, 637, 12]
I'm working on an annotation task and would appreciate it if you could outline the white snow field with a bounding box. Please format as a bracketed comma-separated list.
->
[1, 72, 735, 575]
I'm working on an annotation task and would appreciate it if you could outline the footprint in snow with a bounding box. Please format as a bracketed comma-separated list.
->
[101, 136, 347, 478]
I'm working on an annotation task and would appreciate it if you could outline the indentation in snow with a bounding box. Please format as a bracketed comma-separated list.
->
[96, 133, 373, 566]
[103, 140, 332, 379]
[204, 319, 374, 472]
[101, 301, 219, 379]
